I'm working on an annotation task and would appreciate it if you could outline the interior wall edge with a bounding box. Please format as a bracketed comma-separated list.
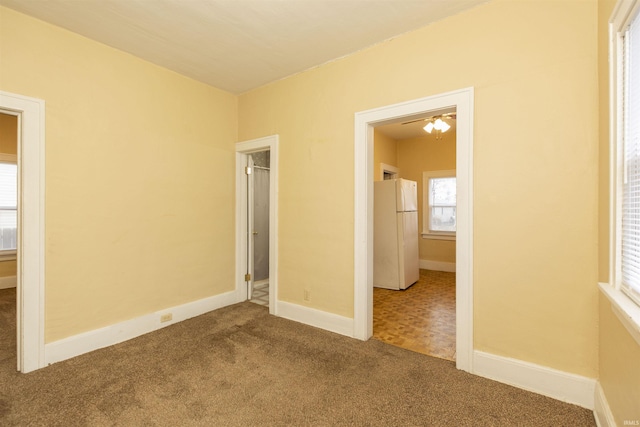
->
[593, 381, 617, 427]
[419, 260, 456, 273]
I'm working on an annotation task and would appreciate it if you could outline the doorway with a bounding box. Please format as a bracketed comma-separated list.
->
[235, 135, 279, 315]
[0, 111, 18, 372]
[372, 113, 457, 361]
[0, 91, 46, 373]
[353, 88, 474, 372]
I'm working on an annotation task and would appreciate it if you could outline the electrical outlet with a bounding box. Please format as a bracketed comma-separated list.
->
[304, 290, 310, 301]
[160, 313, 172, 323]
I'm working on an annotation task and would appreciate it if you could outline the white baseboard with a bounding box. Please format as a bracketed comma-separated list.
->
[276, 300, 354, 338]
[473, 351, 596, 409]
[419, 259, 456, 272]
[0, 275, 16, 289]
[593, 382, 617, 427]
[45, 290, 242, 365]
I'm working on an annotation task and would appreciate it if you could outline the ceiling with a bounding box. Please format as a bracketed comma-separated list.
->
[0, 0, 486, 94]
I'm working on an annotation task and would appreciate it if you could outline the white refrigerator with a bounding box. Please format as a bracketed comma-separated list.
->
[373, 178, 420, 290]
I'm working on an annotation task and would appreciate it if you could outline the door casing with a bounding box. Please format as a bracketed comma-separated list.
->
[353, 88, 474, 372]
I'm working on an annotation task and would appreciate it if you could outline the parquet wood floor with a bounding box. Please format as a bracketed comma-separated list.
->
[373, 269, 456, 361]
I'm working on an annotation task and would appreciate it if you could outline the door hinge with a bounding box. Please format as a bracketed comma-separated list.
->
[245, 166, 252, 175]
[244, 273, 251, 281]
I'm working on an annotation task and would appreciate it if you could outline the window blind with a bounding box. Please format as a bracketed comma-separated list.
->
[622, 12, 640, 303]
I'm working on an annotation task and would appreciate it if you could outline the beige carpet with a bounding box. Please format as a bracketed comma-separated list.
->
[0, 288, 594, 426]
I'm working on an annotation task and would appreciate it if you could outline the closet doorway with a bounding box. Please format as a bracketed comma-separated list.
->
[235, 135, 279, 315]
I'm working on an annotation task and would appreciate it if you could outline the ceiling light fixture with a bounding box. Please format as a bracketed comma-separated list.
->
[423, 116, 451, 139]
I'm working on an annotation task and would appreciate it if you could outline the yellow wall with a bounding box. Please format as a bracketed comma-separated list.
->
[0, 112, 18, 155]
[373, 130, 398, 181]
[0, 260, 16, 277]
[396, 131, 456, 265]
[0, 7, 238, 342]
[239, 0, 599, 377]
[599, 298, 640, 423]
[598, 0, 640, 423]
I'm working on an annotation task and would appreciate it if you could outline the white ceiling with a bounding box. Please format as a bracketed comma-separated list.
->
[0, 0, 486, 94]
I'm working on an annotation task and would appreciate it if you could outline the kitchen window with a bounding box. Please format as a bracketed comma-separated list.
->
[0, 157, 17, 258]
[422, 170, 456, 240]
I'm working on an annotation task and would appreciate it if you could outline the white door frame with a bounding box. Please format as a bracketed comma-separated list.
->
[0, 91, 46, 373]
[235, 135, 279, 314]
[353, 88, 474, 372]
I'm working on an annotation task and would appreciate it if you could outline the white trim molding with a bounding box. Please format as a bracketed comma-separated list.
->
[594, 382, 617, 427]
[45, 291, 242, 365]
[0, 275, 17, 289]
[379, 162, 399, 180]
[354, 87, 474, 373]
[600, 282, 640, 346]
[419, 260, 456, 273]
[277, 301, 354, 337]
[473, 351, 596, 410]
[0, 91, 46, 373]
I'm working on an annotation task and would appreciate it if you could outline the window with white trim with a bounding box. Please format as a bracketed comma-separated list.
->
[613, 0, 640, 307]
[0, 158, 17, 256]
[422, 169, 456, 240]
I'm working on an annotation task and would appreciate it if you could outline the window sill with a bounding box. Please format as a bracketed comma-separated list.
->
[421, 233, 456, 241]
[599, 282, 640, 347]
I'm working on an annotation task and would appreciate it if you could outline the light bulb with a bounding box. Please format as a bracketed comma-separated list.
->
[424, 122, 434, 133]
[440, 121, 451, 132]
[434, 118, 444, 130]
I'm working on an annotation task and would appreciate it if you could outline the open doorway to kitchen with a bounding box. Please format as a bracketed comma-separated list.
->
[353, 88, 473, 372]
[0, 112, 19, 373]
[372, 112, 457, 361]
[0, 90, 46, 374]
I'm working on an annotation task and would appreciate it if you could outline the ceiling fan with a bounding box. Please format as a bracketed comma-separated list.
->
[401, 113, 456, 139]
[401, 113, 457, 126]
